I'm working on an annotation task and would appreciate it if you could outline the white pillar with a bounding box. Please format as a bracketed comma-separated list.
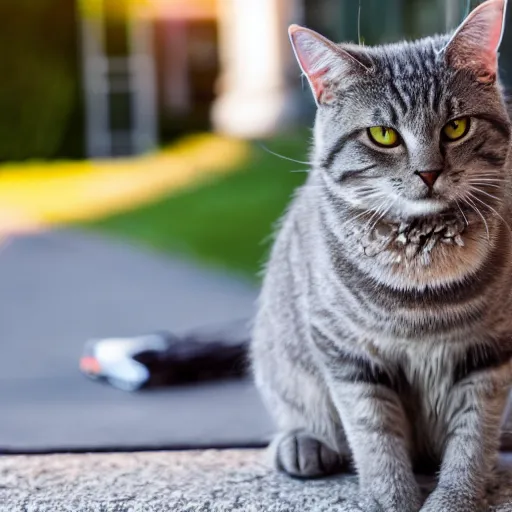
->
[129, 5, 158, 155]
[79, 2, 111, 157]
[78, 0, 157, 157]
[212, 0, 304, 139]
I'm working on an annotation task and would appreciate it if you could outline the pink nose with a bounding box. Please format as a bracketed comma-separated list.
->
[416, 170, 442, 189]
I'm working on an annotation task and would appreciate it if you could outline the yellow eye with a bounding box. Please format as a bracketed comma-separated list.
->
[443, 117, 470, 142]
[368, 126, 400, 148]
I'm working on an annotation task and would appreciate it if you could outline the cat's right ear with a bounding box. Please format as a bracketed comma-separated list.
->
[289, 25, 368, 106]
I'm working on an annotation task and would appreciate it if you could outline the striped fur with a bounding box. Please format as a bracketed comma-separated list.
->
[252, 2, 512, 511]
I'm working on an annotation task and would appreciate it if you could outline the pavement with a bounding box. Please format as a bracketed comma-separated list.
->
[0, 229, 272, 452]
[1, 450, 511, 512]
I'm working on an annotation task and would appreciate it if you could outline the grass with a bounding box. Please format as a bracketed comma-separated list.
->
[86, 130, 311, 279]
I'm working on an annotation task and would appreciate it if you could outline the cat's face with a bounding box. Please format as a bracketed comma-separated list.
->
[291, 0, 511, 223]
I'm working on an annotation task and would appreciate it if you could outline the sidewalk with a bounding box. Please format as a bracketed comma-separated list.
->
[0, 229, 269, 452]
[1, 450, 511, 511]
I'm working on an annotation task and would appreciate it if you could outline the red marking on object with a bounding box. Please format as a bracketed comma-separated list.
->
[80, 356, 102, 375]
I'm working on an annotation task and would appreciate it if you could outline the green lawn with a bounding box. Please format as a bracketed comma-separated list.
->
[86, 131, 311, 279]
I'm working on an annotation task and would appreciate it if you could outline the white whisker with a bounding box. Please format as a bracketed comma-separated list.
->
[467, 192, 512, 237]
[258, 144, 310, 166]
[468, 178, 505, 184]
[455, 199, 469, 227]
[368, 199, 397, 234]
[463, 196, 490, 242]
[469, 187, 502, 203]
[362, 200, 389, 233]
[467, 182, 502, 189]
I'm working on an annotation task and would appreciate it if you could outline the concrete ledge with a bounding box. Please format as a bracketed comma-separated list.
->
[1, 450, 511, 511]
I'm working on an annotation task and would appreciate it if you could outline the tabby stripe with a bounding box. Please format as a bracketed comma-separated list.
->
[453, 343, 512, 384]
[318, 206, 388, 323]
[338, 164, 378, 182]
[444, 96, 458, 120]
[473, 140, 486, 153]
[388, 103, 399, 126]
[476, 150, 506, 167]
[320, 177, 348, 211]
[430, 79, 442, 114]
[324, 223, 506, 310]
[322, 133, 353, 170]
[475, 114, 511, 139]
[311, 324, 399, 390]
[388, 81, 408, 115]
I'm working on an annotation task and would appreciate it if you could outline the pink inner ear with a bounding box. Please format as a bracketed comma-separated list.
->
[307, 66, 330, 101]
[446, 0, 506, 80]
[488, 11, 504, 51]
[289, 26, 337, 103]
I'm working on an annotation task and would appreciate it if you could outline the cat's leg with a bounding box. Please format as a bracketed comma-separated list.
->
[322, 360, 421, 512]
[253, 333, 351, 478]
[259, 368, 352, 478]
[421, 371, 511, 512]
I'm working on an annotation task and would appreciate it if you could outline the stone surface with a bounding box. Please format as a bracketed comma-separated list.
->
[0, 450, 511, 512]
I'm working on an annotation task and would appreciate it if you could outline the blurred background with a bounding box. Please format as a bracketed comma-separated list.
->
[2, 0, 512, 277]
[0, 0, 512, 453]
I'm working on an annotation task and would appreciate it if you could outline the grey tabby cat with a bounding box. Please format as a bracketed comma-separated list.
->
[251, 0, 512, 511]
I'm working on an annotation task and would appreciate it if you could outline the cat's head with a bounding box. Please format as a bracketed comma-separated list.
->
[291, 0, 511, 223]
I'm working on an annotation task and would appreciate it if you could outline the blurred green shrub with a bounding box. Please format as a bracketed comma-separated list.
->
[0, 1, 79, 161]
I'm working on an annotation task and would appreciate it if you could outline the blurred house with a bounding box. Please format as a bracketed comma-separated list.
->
[77, 0, 510, 158]
[79, 0, 219, 157]
[79, 0, 306, 157]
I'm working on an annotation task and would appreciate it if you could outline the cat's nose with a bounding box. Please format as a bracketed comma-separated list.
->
[415, 170, 442, 189]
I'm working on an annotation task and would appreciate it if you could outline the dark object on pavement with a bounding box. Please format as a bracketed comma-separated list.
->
[80, 320, 251, 391]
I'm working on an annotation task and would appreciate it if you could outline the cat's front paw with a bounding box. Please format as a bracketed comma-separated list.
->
[421, 487, 486, 512]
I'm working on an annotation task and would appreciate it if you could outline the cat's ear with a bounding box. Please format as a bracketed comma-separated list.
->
[442, 0, 507, 83]
[289, 25, 369, 105]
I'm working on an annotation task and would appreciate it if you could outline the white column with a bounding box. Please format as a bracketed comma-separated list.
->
[129, 5, 158, 155]
[212, 0, 304, 138]
[79, 1, 111, 158]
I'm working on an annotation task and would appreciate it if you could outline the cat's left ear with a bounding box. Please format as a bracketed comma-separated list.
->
[288, 25, 369, 106]
[442, 0, 508, 83]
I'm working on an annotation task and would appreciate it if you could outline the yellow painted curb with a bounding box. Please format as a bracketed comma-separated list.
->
[0, 134, 250, 236]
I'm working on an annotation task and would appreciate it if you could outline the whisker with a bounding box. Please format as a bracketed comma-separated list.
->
[463, 196, 490, 242]
[468, 174, 505, 180]
[455, 199, 469, 227]
[347, 210, 372, 225]
[469, 187, 502, 203]
[468, 178, 505, 183]
[467, 182, 502, 189]
[363, 200, 388, 233]
[368, 200, 396, 234]
[471, 174, 505, 177]
[258, 144, 310, 166]
[467, 177, 504, 182]
[467, 192, 512, 237]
